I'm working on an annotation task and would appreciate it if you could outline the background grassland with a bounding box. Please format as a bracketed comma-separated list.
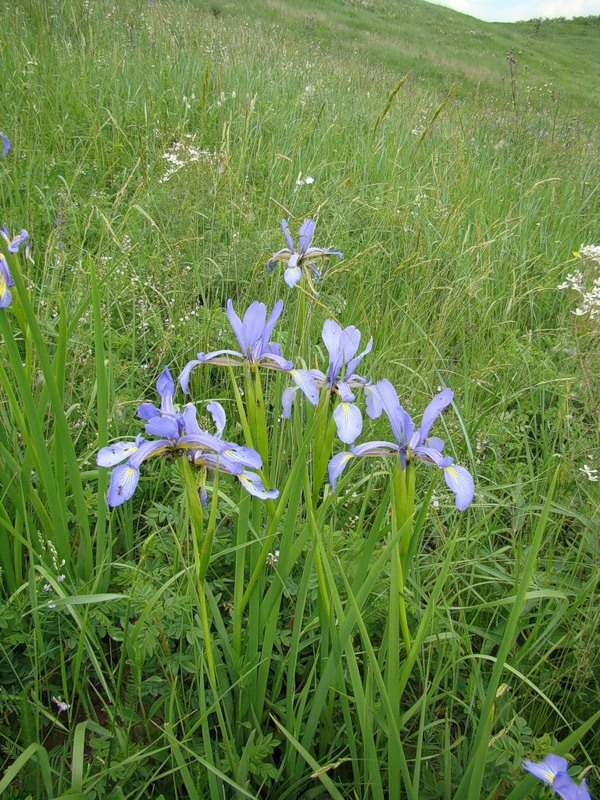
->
[0, 0, 598, 798]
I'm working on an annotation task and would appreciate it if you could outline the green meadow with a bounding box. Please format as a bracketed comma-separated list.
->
[0, 0, 598, 797]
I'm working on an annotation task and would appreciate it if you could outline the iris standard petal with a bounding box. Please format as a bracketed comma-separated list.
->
[305, 246, 343, 261]
[145, 415, 180, 439]
[426, 436, 445, 452]
[226, 299, 246, 351]
[281, 219, 295, 251]
[237, 470, 279, 500]
[376, 379, 414, 445]
[328, 451, 356, 490]
[339, 326, 361, 365]
[322, 320, 342, 364]
[336, 381, 355, 403]
[97, 440, 141, 467]
[288, 368, 320, 405]
[261, 299, 284, 350]
[206, 401, 226, 438]
[137, 402, 160, 421]
[284, 262, 302, 288]
[181, 403, 202, 436]
[298, 218, 316, 253]
[1, 132, 10, 156]
[107, 463, 140, 506]
[523, 756, 569, 786]
[269, 247, 293, 264]
[241, 301, 267, 352]
[417, 388, 454, 444]
[443, 464, 475, 511]
[178, 359, 202, 394]
[333, 401, 363, 444]
[346, 336, 373, 377]
[553, 774, 592, 800]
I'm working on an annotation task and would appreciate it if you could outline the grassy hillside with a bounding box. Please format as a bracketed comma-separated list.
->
[0, 1, 598, 798]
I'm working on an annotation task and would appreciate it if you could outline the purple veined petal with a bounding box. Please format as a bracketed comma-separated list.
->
[288, 368, 320, 405]
[416, 388, 454, 445]
[376, 379, 414, 446]
[261, 299, 284, 351]
[145, 415, 180, 439]
[199, 486, 208, 508]
[281, 386, 298, 418]
[339, 326, 361, 365]
[259, 351, 294, 371]
[241, 301, 267, 353]
[0, 255, 13, 307]
[443, 464, 474, 511]
[523, 756, 569, 787]
[137, 402, 160, 421]
[267, 259, 277, 273]
[206, 400, 226, 437]
[97, 440, 142, 467]
[220, 443, 263, 470]
[298, 218, 316, 253]
[284, 260, 302, 288]
[333, 401, 363, 444]
[364, 383, 383, 419]
[1, 132, 10, 157]
[310, 368, 327, 383]
[181, 403, 202, 436]
[281, 219, 295, 251]
[346, 336, 373, 378]
[237, 470, 279, 500]
[426, 436, 445, 452]
[107, 463, 141, 506]
[306, 262, 324, 282]
[553, 773, 591, 800]
[322, 320, 342, 364]
[128, 438, 172, 468]
[328, 451, 355, 491]
[197, 349, 244, 365]
[350, 440, 399, 457]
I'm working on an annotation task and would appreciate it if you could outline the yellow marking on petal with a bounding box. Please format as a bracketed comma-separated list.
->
[341, 453, 354, 465]
[445, 466, 457, 478]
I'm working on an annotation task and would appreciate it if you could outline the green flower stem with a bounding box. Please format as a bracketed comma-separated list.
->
[250, 364, 270, 477]
[228, 365, 253, 448]
[179, 457, 216, 685]
[311, 389, 336, 503]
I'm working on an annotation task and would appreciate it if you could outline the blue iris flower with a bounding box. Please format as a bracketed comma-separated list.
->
[98, 367, 278, 506]
[282, 319, 382, 444]
[267, 218, 342, 288]
[0, 255, 15, 308]
[179, 300, 293, 393]
[1, 226, 29, 257]
[329, 378, 474, 510]
[1, 133, 10, 157]
[523, 755, 591, 800]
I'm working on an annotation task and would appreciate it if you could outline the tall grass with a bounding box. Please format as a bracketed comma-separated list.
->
[0, 0, 598, 797]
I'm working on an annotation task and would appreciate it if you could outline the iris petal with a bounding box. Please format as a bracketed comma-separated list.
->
[328, 451, 355, 490]
[523, 756, 569, 786]
[107, 464, 140, 506]
[417, 388, 454, 444]
[206, 401, 226, 437]
[288, 368, 319, 405]
[333, 401, 363, 444]
[97, 440, 141, 467]
[237, 470, 279, 500]
[443, 464, 474, 511]
[298, 218, 316, 253]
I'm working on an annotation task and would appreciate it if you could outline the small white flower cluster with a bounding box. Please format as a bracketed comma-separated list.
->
[579, 462, 598, 482]
[159, 135, 223, 184]
[295, 172, 314, 188]
[558, 246, 600, 320]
